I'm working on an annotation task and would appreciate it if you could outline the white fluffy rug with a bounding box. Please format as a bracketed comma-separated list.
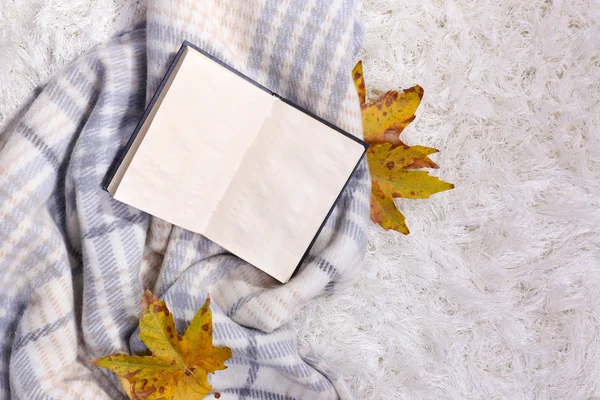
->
[2, 1, 600, 399]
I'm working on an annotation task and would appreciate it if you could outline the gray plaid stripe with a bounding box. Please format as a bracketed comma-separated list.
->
[82, 213, 146, 239]
[287, 2, 334, 106]
[18, 123, 61, 170]
[308, 1, 350, 121]
[249, 0, 284, 76]
[265, 0, 305, 92]
[13, 312, 73, 352]
[223, 388, 295, 400]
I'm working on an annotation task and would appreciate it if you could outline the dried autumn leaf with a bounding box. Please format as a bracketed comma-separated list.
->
[90, 290, 231, 400]
[352, 60, 366, 105]
[367, 144, 453, 233]
[354, 61, 454, 234]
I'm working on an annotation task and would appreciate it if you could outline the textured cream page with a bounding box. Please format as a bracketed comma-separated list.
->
[204, 100, 366, 283]
[114, 48, 276, 232]
[108, 49, 187, 195]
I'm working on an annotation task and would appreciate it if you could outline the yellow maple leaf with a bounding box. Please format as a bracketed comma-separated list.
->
[353, 61, 454, 234]
[90, 290, 231, 400]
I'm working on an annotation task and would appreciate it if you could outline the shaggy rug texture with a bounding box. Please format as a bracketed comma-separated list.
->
[2, 0, 600, 399]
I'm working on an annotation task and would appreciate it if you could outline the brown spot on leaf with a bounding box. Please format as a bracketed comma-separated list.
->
[170, 359, 177, 365]
[201, 297, 210, 314]
[405, 158, 439, 169]
[359, 82, 365, 90]
[178, 335, 183, 341]
[159, 387, 165, 395]
[185, 369, 192, 376]
[354, 71, 361, 80]
[410, 191, 416, 195]
[202, 323, 210, 332]
[136, 385, 156, 397]
[405, 115, 416, 123]
[140, 289, 158, 313]
[166, 326, 172, 333]
[386, 161, 395, 170]
[376, 103, 382, 110]
[124, 370, 141, 380]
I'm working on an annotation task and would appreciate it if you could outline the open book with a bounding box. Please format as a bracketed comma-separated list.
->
[105, 41, 367, 283]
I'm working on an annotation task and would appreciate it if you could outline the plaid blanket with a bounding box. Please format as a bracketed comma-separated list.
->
[0, 1, 369, 398]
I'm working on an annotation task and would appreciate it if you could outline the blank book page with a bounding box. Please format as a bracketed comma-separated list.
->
[114, 48, 276, 233]
[204, 100, 365, 282]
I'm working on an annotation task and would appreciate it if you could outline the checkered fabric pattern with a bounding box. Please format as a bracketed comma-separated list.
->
[0, 1, 370, 398]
